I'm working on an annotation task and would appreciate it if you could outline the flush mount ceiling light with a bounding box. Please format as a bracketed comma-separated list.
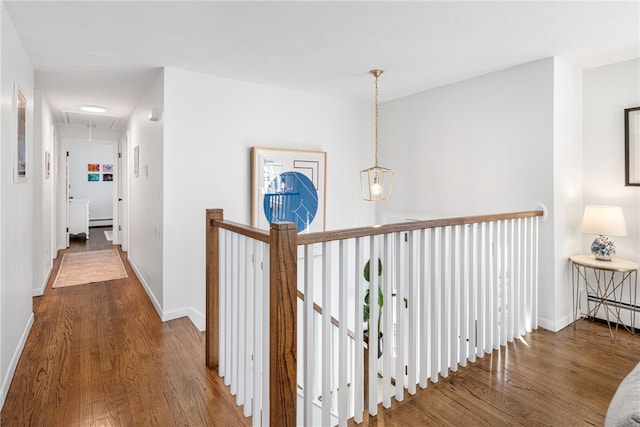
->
[80, 105, 106, 113]
[360, 69, 394, 201]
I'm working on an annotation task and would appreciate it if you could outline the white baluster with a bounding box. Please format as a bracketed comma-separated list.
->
[442, 226, 451, 377]
[303, 244, 314, 427]
[230, 232, 238, 390]
[453, 225, 461, 371]
[470, 224, 478, 363]
[261, 243, 270, 425]
[419, 228, 430, 387]
[531, 217, 536, 329]
[394, 232, 405, 400]
[243, 238, 253, 416]
[369, 235, 380, 413]
[490, 221, 498, 351]
[238, 236, 246, 406]
[382, 233, 392, 407]
[478, 222, 486, 357]
[354, 237, 364, 424]
[461, 224, 470, 366]
[407, 230, 417, 394]
[508, 219, 515, 342]
[219, 229, 227, 378]
[431, 227, 441, 381]
[338, 240, 349, 426]
[516, 218, 523, 337]
[322, 242, 332, 426]
[252, 241, 262, 427]
[500, 220, 508, 347]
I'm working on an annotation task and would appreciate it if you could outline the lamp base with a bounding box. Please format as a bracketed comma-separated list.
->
[591, 235, 615, 261]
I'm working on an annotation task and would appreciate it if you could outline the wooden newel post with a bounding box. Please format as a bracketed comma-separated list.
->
[269, 222, 298, 426]
[205, 209, 223, 371]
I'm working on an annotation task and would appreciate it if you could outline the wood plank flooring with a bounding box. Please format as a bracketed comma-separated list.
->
[2, 228, 639, 425]
[1, 228, 249, 426]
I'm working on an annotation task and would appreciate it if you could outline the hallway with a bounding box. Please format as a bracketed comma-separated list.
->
[0, 228, 249, 426]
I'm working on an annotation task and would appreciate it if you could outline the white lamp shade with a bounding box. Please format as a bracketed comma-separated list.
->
[580, 205, 628, 236]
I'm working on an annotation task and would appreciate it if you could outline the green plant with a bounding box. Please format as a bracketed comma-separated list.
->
[363, 258, 383, 334]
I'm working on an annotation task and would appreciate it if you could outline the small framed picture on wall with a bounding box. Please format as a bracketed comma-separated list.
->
[134, 145, 140, 177]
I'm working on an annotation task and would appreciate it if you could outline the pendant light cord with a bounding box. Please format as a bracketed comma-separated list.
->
[374, 73, 379, 168]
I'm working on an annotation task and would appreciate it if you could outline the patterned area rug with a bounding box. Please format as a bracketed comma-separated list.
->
[53, 249, 128, 288]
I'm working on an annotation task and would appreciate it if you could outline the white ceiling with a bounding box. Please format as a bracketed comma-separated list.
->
[4, 1, 639, 130]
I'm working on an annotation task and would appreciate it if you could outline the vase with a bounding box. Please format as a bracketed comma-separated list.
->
[591, 235, 615, 261]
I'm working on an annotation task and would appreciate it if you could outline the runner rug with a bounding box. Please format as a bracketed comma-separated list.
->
[53, 249, 128, 288]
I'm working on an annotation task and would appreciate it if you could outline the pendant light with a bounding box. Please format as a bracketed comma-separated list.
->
[360, 69, 394, 201]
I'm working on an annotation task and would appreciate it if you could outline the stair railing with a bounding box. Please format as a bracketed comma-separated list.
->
[206, 208, 543, 426]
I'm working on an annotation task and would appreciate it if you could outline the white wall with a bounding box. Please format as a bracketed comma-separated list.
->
[127, 70, 164, 318]
[67, 140, 115, 224]
[1, 3, 34, 408]
[377, 58, 563, 328]
[32, 91, 55, 296]
[551, 58, 584, 329]
[162, 67, 374, 329]
[583, 59, 640, 263]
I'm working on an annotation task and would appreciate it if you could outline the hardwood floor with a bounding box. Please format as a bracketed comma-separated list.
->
[1, 228, 249, 426]
[2, 230, 639, 425]
[353, 319, 639, 426]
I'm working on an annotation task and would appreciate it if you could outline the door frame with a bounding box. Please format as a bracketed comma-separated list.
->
[59, 137, 120, 247]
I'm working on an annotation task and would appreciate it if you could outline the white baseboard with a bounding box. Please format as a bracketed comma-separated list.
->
[537, 313, 573, 332]
[127, 255, 163, 321]
[127, 255, 203, 332]
[1, 313, 34, 410]
[32, 265, 52, 297]
[89, 220, 113, 227]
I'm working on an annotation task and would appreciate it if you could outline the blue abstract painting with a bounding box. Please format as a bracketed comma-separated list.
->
[263, 171, 318, 232]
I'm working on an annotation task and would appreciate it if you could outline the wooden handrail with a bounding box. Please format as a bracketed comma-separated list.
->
[212, 217, 270, 243]
[297, 210, 544, 245]
[210, 210, 543, 246]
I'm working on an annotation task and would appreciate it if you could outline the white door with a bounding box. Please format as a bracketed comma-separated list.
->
[116, 138, 124, 245]
[65, 148, 70, 247]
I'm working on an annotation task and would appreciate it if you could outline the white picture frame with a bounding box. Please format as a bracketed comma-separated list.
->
[14, 83, 27, 183]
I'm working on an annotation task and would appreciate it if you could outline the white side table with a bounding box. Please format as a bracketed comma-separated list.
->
[570, 255, 638, 339]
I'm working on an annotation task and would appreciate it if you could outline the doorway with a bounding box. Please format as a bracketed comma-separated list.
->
[62, 137, 120, 251]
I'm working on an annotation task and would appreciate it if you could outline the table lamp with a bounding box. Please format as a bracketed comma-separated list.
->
[580, 205, 628, 261]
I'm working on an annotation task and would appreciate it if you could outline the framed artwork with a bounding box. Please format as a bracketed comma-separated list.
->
[88, 163, 100, 172]
[88, 173, 100, 182]
[625, 107, 640, 186]
[134, 146, 140, 177]
[103, 173, 113, 182]
[103, 164, 113, 173]
[45, 151, 51, 179]
[251, 147, 326, 233]
[15, 83, 27, 183]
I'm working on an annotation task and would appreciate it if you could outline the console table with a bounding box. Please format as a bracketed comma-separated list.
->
[570, 255, 638, 339]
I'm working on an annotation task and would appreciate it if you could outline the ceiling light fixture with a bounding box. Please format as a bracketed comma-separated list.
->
[80, 105, 107, 113]
[360, 69, 394, 201]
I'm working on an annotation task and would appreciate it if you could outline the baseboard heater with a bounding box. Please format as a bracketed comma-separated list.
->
[586, 295, 640, 313]
[89, 217, 113, 227]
